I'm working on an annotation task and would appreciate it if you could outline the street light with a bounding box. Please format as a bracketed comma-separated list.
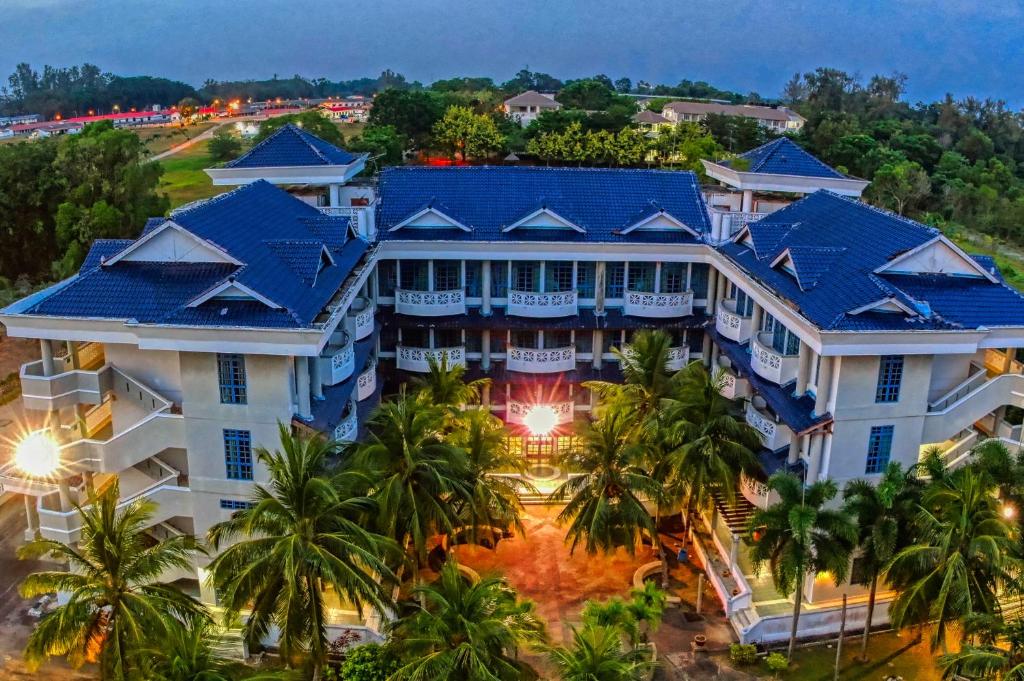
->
[14, 431, 59, 477]
[524, 405, 558, 437]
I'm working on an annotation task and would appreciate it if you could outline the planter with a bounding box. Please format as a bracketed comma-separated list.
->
[694, 634, 707, 648]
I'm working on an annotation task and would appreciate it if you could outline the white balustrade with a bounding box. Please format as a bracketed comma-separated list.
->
[506, 399, 575, 426]
[396, 346, 466, 373]
[506, 346, 576, 374]
[715, 299, 753, 343]
[745, 402, 792, 451]
[347, 297, 375, 340]
[750, 332, 799, 386]
[356, 361, 377, 401]
[665, 346, 690, 371]
[740, 472, 781, 509]
[320, 334, 355, 386]
[395, 288, 466, 316]
[718, 367, 750, 400]
[507, 290, 578, 318]
[333, 402, 359, 441]
[623, 290, 693, 318]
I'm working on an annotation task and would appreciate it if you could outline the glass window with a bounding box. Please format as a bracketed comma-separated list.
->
[217, 354, 247, 405]
[875, 355, 904, 403]
[546, 261, 574, 292]
[399, 260, 428, 290]
[490, 261, 509, 298]
[734, 288, 754, 316]
[601, 330, 619, 355]
[435, 329, 461, 348]
[433, 260, 461, 291]
[401, 328, 429, 347]
[378, 260, 397, 297]
[224, 429, 253, 480]
[512, 330, 539, 348]
[576, 262, 596, 298]
[662, 263, 686, 293]
[576, 331, 593, 353]
[866, 425, 894, 474]
[219, 499, 256, 510]
[465, 331, 482, 353]
[465, 261, 482, 297]
[545, 330, 572, 349]
[512, 261, 538, 292]
[606, 262, 626, 298]
[689, 263, 709, 298]
[627, 262, 655, 293]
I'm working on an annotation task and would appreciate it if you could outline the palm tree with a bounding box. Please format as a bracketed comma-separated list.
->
[389, 558, 545, 680]
[412, 352, 490, 410]
[354, 391, 473, 587]
[585, 329, 680, 426]
[747, 472, 857, 661]
[667, 362, 761, 534]
[939, 613, 1024, 680]
[551, 410, 662, 555]
[886, 464, 1019, 652]
[206, 424, 397, 676]
[545, 623, 651, 681]
[18, 481, 205, 680]
[842, 461, 921, 660]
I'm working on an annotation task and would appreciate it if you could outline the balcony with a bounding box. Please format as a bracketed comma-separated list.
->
[506, 399, 574, 426]
[320, 332, 355, 386]
[740, 472, 781, 509]
[718, 365, 751, 400]
[19, 342, 107, 412]
[666, 346, 690, 371]
[333, 401, 358, 441]
[745, 402, 792, 452]
[720, 210, 768, 237]
[507, 346, 576, 374]
[715, 299, 753, 343]
[750, 332, 799, 386]
[623, 290, 693, 318]
[395, 289, 466, 316]
[356, 360, 377, 401]
[396, 346, 466, 373]
[507, 290, 578, 318]
[347, 297, 375, 340]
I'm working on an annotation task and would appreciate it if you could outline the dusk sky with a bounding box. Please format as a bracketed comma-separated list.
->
[2, 0, 1022, 105]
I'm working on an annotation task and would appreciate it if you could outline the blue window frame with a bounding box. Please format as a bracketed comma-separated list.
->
[866, 425, 894, 474]
[875, 355, 904, 403]
[576, 262, 596, 298]
[224, 429, 253, 480]
[734, 288, 754, 316]
[219, 499, 256, 510]
[217, 354, 247, 404]
[606, 262, 626, 298]
[689, 264, 709, 299]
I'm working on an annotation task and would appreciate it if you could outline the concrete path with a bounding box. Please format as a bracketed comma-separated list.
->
[150, 122, 225, 161]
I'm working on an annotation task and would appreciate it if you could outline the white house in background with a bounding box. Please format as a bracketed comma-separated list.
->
[662, 101, 806, 132]
[503, 90, 562, 126]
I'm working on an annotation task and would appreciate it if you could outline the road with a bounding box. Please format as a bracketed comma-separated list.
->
[150, 122, 226, 161]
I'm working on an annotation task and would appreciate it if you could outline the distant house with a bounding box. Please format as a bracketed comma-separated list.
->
[11, 120, 84, 138]
[632, 109, 671, 135]
[320, 97, 372, 122]
[503, 91, 561, 126]
[62, 110, 180, 127]
[0, 113, 41, 127]
[661, 101, 805, 132]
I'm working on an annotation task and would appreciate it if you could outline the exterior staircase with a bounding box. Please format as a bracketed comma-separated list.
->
[712, 489, 758, 534]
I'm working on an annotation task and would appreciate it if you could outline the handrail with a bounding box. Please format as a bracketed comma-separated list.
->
[929, 364, 988, 412]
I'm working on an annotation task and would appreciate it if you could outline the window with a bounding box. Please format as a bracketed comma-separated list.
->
[627, 262, 655, 293]
[576, 262, 596, 298]
[662, 263, 686, 294]
[865, 425, 894, 474]
[217, 354, 247, 405]
[224, 429, 253, 480]
[491, 261, 509, 298]
[546, 261, 574, 293]
[689, 264, 709, 298]
[465, 261, 482, 297]
[606, 262, 626, 298]
[875, 355, 904, 403]
[433, 260, 461, 291]
[399, 260, 428, 290]
[512, 261, 538, 292]
[763, 313, 799, 356]
[378, 260, 397, 297]
[734, 288, 754, 316]
[219, 499, 256, 510]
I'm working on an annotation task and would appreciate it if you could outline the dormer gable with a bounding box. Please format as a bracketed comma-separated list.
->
[875, 235, 997, 282]
[187, 278, 282, 309]
[847, 297, 919, 316]
[618, 209, 699, 237]
[103, 221, 241, 266]
[770, 246, 846, 291]
[389, 205, 471, 232]
[502, 206, 584, 233]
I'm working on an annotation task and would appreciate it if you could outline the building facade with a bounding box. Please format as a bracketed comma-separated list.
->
[661, 101, 806, 132]
[3, 126, 1024, 645]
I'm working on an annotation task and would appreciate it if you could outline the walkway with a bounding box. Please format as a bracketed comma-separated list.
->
[150, 122, 226, 161]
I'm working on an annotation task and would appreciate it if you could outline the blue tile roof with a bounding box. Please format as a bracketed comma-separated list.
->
[718, 191, 1024, 331]
[377, 166, 712, 244]
[225, 124, 362, 168]
[723, 138, 846, 179]
[28, 181, 369, 329]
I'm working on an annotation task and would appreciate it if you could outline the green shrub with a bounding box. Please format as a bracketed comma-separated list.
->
[339, 643, 399, 681]
[729, 643, 758, 665]
[765, 652, 788, 676]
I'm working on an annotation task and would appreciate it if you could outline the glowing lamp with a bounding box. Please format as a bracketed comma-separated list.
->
[15, 431, 59, 477]
[524, 405, 558, 437]
[1004, 504, 1017, 520]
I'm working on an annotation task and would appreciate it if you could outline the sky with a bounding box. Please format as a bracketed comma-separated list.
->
[1, 0, 1023, 105]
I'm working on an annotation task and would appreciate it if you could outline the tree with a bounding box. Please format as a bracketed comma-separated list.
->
[551, 410, 661, 555]
[886, 465, 1019, 651]
[411, 351, 489, 410]
[939, 614, 1024, 680]
[253, 110, 343, 146]
[347, 124, 405, 165]
[747, 473, 857, 661]
[207, 130, 242, 162]
[339, 643, 399, 681]
[556, 79, 619, 111]
[432, 106, 504, 161]
[369, 89, 446, 149]
[614, 78, 632, 94]
[842, 462, 920, 660]
[18, 481, 205, 680]
[207, 425, 396, 675]
[866, 160, 932, 216]
[390, 558, 545, 680]
[545, 624, 650, 681]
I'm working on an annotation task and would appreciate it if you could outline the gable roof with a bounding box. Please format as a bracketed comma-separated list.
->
[723, 138, 847, 179]
[224, 123, 361, 168]
[376, 166, 712, 244]
[633, 110, 669, 125]
[27, 181, 369, 329]
[504, 91, 561, 108]
[718, 191, 1024, 331]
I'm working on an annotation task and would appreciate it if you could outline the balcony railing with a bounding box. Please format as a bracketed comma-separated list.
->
[395, 289, 466, 317]
[718, 366, 750, 400]
[506, 399, 574, 426]
[320, 333, 355, 386]
[928, 363, 988, 412]
[715, 299, 753, 343]
[506, 346, 576, 374]
[396, 346, 466, 373]
[333, 401, 358, 442]
[745, 402, 792, 452]
[356, 360, 377, 401]
[347, 297, 375, 341]
[720, 210, 768, 237]
[507, 290, 578, 318]
[666, 346, 690, 371]
[740, 472, 781, 509]
[750, 332, 799, 386]
[623, 290, 693, 318]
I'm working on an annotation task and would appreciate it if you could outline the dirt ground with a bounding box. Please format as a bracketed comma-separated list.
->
[0, 334, 37, 379]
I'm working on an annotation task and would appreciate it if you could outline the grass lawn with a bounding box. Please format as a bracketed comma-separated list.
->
[157, 139, 228, 209]
[137, 122, 217, 156]
[333, 120, 365, 141]
[951, 232, 1024, 290]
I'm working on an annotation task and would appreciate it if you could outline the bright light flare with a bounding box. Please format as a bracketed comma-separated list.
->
[524, 405, 558, 437]
[1004, 504, 1017, 520]
[15, 431, 59, 477]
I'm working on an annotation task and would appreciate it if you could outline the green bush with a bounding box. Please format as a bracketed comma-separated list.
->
[765, 652, 788, 676]
[339, 643, 399, 681]
[729, 643, 758, 665]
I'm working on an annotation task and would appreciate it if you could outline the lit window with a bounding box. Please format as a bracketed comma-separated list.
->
[224, 429, 253, 480]
[217, 354, 247, 405]
[875, 355, 904, 403]
[865, 425, 894, 474]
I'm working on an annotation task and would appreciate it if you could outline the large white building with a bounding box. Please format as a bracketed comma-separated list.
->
[4, 125, 1024, 646]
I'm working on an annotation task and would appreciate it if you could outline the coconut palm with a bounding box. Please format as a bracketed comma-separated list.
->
[551, 410, 662, 555]
[206, 425, 397, 676]
[843, 461, 921, 660]
[389, 558, 546, 681]
[18, 481, 205, 680]
[747, 472, 857, 661]
[412, 352, 490, 410]
[887, 464, 1020, 651]
[355, 391, 473, 584]
[667, 361, 761, 533]
[545, 623, 651, 681]
[939, 613, 1024, 680]
[585, 329, 681, 426]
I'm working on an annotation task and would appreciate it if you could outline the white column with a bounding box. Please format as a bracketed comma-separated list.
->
[67, 341, 80, 370]
[481, 261, 492, 315]
[796, 342, 812, 395]
[427, 260, 434, 291]
[787, 434, 803, 465]
[805, 432, 825, 483]
[328, 184, 341, 207]
[826, 356, 842, 415]
[57, 479, 73, 512]
[595, 262, 606, 315]
[654, 262, 662, 294]
[750, 303, 764, 336]
[295, 357, 312, 420]
[593, 330, 603, 369]
[481, 330, 491, 371]
[702, 334, 713, 366]
[24, 495, 39, 537]
[814, 356, 833, 415]
[40, 339, 55, 377]
[310, 355, 324, 401]
[741, 189, 754, 213]
[706, 269, 718, 315]
[711, 210, 724, 241]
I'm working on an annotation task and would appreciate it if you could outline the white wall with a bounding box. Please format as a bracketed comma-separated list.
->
[103, 343, 183, 403]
